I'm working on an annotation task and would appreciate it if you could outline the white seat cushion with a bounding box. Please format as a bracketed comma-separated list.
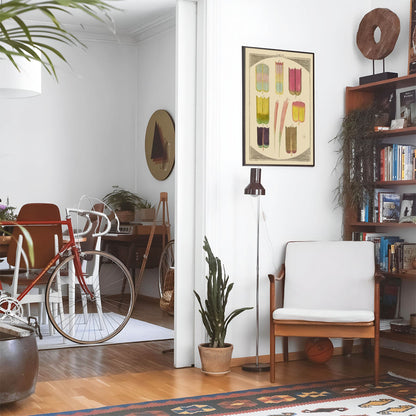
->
[273, 307, 374, 323]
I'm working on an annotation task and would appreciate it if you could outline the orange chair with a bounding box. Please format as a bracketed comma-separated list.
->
[0, 203, 63, 323]
[269, 241, 381, 385]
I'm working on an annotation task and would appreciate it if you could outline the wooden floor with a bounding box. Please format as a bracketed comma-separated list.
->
[1, 300, 415, 416]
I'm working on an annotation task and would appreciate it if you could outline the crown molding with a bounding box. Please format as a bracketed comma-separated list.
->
[22, 9, 176, 46]
[128, 11, 176, 43]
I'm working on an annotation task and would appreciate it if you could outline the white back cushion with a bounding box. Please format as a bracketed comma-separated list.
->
[284, 241, 375, 311]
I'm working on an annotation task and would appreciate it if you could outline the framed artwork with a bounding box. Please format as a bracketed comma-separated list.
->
[243, 46, 315, 166]
[409, 0, 416, 74]
[145, 110, 175, 181]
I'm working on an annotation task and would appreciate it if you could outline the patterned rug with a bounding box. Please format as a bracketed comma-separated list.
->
[31, 373, 415, 416]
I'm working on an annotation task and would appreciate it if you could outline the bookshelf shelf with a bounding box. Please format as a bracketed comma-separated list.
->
[374, 126, 416, 138]
[375, 180, 416, 186]
[380, 330, 416, 344]
[383, 271, 416, 281]
[344, 74, 416, 351]
[350, 222, 416, 228]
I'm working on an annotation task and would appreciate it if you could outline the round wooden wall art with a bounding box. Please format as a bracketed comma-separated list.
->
[145, 110, 175, 181]
[356, 8, 400, 60]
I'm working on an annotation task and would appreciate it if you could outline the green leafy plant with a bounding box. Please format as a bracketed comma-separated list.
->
[103, 186, 146, 211]
[0, 0, 116, 79]
[194, 237, 252, 348]
[333, 106, 377, 210]
[0, 197, 16, 221]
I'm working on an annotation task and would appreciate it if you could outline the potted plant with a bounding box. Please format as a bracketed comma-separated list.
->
[0, 198, 16, 256]
[194, 237, 252, 375]
[136, 199, 155, 222]
[103, 186, 145, 223]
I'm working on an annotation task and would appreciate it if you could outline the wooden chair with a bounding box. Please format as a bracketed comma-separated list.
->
[0, 203, 63, 324]
[269, 241, 381, 385]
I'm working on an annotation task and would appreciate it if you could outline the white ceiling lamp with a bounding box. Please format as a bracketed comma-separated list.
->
[0, 56, 41, 99]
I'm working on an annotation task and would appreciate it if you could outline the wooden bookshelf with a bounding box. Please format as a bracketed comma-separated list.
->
[344, 74, 416, 349]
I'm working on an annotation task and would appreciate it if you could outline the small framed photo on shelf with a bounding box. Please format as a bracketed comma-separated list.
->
[380, 192, 401, 223]
[395, 86, 416, 127]
[242, 46, 314, 166]
[399, 193, 416, 223]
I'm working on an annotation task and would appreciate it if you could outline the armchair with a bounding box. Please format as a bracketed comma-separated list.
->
[269, 241, 381, 385]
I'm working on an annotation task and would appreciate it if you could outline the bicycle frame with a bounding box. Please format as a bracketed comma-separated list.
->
[0, 216, 93, 303]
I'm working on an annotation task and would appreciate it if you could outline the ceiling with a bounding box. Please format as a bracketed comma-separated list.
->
[25, 0, 176, 39]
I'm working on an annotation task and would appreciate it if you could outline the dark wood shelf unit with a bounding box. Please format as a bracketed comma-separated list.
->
[344, 74, 416, 349]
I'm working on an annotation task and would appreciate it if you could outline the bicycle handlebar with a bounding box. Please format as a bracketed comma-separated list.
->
[66, 208, 112, 238]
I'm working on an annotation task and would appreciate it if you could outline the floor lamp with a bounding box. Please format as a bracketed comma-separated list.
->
[242, 168, 270, 372]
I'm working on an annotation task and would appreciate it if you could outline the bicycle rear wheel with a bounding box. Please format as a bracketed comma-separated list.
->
[158, 240, 174, 297]
[45, 250, 135, 344]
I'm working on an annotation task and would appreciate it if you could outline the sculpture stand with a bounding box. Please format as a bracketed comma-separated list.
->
[359, 59, 397, 85]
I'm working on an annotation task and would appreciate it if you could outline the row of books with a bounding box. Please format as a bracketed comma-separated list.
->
[352, 233, 416, 273]
[379, 144, 416, 181]
[360, 191, 416, 224]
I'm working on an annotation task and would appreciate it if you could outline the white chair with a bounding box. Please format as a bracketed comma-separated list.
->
[269, 241, 381, 385]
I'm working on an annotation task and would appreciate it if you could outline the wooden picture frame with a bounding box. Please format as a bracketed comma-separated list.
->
[409, 0, 416, 74]
[242, 46, 315, 166]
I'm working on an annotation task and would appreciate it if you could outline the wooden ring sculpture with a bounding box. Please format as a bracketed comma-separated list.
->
[356, 8, 400, 60]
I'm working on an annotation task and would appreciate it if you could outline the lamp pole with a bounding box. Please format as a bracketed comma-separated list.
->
[242, 168, 269, 372]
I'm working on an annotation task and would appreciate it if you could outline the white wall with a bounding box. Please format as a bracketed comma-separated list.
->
[135, 27, 176, 298]
[0, 40, 138, 213]
[194, 0, 411, 362]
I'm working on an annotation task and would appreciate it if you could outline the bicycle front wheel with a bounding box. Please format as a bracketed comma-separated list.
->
[45, 250, 135, 344]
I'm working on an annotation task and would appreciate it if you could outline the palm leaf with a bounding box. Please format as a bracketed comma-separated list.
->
[0, 0, 118, 79]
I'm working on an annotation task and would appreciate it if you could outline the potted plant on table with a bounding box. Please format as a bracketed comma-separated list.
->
[103, 186, 147, 223]
[194, 237, 252, 375]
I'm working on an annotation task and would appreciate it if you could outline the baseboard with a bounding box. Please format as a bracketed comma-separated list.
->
[230, 346, 353, 367]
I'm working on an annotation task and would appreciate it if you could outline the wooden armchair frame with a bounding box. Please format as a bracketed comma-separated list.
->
[269, 242, 382, 386]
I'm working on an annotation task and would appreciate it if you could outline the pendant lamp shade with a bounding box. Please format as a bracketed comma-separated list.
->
[0, 57, 41, 98]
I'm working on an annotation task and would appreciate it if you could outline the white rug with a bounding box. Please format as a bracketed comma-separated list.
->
[36, 314, 174, 350]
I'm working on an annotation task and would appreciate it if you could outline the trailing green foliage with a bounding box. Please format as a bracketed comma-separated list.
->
[333, 106, 377, 210]
[0, 0, 116, 79]
[194, 237, 252, 348]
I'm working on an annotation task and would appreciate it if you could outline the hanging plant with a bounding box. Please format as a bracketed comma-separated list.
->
[333, 106, 378, 211]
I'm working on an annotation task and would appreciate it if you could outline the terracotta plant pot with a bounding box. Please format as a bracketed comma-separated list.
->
[198, 343, 233, 376]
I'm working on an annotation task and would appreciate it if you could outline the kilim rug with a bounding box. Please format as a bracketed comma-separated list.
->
[30, 373, 415, 416]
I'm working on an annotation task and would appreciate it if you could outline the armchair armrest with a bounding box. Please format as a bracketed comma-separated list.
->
[269, 264, 285, 313]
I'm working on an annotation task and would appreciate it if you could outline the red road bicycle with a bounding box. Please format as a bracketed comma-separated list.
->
[0, 207, 135, 344]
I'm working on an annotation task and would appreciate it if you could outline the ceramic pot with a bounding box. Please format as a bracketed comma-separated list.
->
[198, 343, 233, 376]
[136, 208, 155, 222]
[0, 324, 39, 404]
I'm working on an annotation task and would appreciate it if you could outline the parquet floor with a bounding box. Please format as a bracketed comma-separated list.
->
[1, 299, 415, 416]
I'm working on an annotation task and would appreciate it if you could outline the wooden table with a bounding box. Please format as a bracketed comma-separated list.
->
[102, 223, 170, 284]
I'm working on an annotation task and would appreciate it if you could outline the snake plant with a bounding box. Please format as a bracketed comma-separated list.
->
[0, 0, 116, 79]
[194, 237, 252, 348]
